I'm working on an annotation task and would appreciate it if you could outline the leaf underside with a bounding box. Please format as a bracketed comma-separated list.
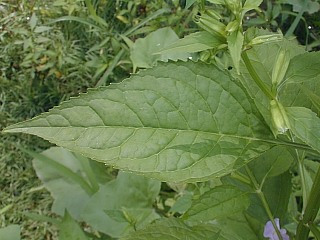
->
[4, 61, 274, 182]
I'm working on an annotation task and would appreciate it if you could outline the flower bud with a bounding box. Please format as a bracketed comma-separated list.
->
[270, 100, 290, 136]
[194, 13, 226, 38]
[272, 48, 290, 86]
[225, 20, 239, 34]
[205, 9, 222, 20]
[249, 34, 283, 46]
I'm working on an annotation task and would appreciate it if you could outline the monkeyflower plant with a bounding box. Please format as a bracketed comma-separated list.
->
[3, 0, 320, 239]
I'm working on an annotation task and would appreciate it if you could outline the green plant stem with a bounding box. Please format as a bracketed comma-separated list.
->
[309, 222, 320, 239]
[245, 166, 283, 240]
[285, 0, 307, 37]
[289, 131, 308, 212]
[95, 48, 125, 86]
[296, 165, 320, 239]
[231, 171, 251, 185]
[298, 156, 308, 212]
[123, 8, 170, 37]
[241, 51, 275, 100]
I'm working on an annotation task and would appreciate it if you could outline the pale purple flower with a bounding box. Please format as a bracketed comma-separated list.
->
[263, 218, 290, 240]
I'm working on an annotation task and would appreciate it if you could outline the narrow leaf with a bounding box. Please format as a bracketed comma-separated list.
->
[156, 31, 223, 54]
[228, 30, 244, 74]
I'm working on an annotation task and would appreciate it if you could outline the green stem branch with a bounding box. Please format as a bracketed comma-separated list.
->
[296, 165, 320, 239]
[241, 51, 275, 100]
[245, 166, 283, 240]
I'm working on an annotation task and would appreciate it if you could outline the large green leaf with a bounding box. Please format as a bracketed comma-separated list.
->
[130, 27, 190, 69]
[121, 218, 224, 240]
[183, 185, 250, 223]
[81, 171, 160, 238]
[4, 61, 276, 182]
[286, 107, 320, 153]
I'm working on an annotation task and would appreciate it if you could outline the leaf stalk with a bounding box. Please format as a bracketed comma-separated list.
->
[241, 51, 275, 100]
[245, 166, 284, 240]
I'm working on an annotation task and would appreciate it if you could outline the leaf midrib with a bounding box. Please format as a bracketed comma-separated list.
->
[6, 124, 279, 144]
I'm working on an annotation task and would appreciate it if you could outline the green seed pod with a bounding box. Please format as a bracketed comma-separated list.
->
[249, 34, 283, 46]
[195, 14, 226, 38]
[205, 9, 222, 20]
[199, 50, 211, 62]
[225, 0, 242, 15]
[270, 100, 291, 136]
[272, 48, 290, 86]
[225, 20, 239, 34]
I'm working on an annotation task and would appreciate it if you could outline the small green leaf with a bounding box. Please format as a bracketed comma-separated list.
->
[34, 26, 53, 33]
[0, 225, 20, 240]
[184, 185, 250, 223]
[32, 147, 97, 220]
[81, 172, 160, 238]
[170, 192, 193, 214]
[29, 13, 38, 30]
[122, 218, 224, 240]
[286, 107, 320, 153]
[4, 61, 275, 182]
[243, 0, 263, 13]
[185, 0, 197, 9]
[228, 30, 244, 74]
[130, 27, 190, 69]
[59, 211, 89, 240]
[156, 31, 223, 55]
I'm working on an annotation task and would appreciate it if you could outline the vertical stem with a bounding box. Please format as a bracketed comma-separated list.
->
[241, 51, 275, 100]
[296, 166, 320, 239]
[245, 166, 284, 240]
[285, 0, 307, 37]
[309, 222, 320, 239]
[289, 131, 308, 212]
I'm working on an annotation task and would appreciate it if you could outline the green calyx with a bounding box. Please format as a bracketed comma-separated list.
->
[270, 100, 291, 136]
